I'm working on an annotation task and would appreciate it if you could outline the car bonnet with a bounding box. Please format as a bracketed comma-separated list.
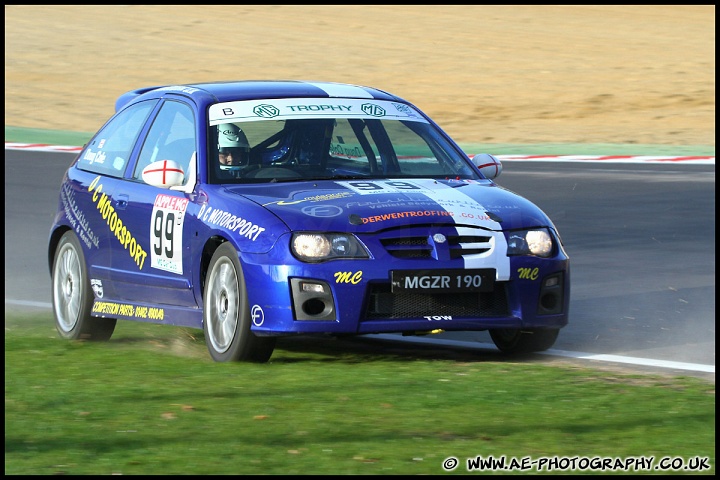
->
[226, 178, 551, 232]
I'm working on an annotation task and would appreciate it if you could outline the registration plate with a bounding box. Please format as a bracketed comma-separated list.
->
[391, 268, 495, 293]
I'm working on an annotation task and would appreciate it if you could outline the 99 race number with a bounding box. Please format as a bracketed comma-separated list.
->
[338, 180, 425, 194]
[153, 210, 175, 258]
[150, 194, 188, 275]
[348, 181, 420, 191]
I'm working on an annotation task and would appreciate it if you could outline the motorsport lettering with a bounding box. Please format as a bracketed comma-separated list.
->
[198, 205, 265, 240]
[88, 176, 147, 269]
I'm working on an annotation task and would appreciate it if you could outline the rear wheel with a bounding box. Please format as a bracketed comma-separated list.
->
[489, 328, 559, 354]
[203, 242, 276, 362]
[52, 231, 116, 341]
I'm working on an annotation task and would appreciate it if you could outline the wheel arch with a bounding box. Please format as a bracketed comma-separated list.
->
[199, 235, 234, 303]
[48, 225, 72, 275]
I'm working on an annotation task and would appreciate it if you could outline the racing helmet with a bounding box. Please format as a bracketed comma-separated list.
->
[218, 123, 250, 167]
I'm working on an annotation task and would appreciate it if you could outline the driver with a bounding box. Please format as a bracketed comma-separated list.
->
[217, 123, 250, 170]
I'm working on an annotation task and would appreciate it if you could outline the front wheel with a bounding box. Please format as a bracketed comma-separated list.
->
[51, 231, 116, 341]
[203, 242, 276, 362]
[489, 328, 559, 354]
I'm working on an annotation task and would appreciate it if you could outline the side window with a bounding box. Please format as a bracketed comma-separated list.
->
[383, 121, 445, 175]
[76, 100, 156, 177]
[328, 119, 381, 173]
[134, 101, 196, 185]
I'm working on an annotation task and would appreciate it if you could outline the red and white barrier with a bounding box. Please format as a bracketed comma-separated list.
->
[5, 142, 715, 164]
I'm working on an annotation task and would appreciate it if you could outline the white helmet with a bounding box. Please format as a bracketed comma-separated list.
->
[218, 123, 250, 169]
[218, 123, 249, 149]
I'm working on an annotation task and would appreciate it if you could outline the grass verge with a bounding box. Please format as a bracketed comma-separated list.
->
[5, 312, 715, 475]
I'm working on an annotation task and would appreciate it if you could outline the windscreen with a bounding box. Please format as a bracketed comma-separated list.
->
[207, 98, 478, 183]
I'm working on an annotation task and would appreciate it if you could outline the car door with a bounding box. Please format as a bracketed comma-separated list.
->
[109, 100, 199, 308]
[70, 100, 158, 302]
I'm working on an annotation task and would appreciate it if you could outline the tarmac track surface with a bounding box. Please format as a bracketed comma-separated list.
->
[4, 149, 715, 381]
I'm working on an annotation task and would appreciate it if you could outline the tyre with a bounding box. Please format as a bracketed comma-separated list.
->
[203, 242, 276, 362]
[52, 231, 116, 341]
[489, 328, 559, 354]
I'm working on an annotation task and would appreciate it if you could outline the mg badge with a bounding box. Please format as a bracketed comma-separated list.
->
[433, 233, 446, 243]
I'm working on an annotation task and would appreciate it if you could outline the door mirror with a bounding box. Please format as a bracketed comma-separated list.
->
[142, 160, 185, 188]
[471, 153, 502, 179]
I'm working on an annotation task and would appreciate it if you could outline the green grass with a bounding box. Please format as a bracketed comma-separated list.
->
[5, 312, 715, 475]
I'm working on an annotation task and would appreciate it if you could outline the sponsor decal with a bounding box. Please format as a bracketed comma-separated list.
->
[361, 210, 454, 224]
[90, 279, 104, 298]
[301, 205, 343, 217]
[197, 204, 265, 240]
[253, 104, 280, 118]
[60, 182, 100, 249]
[150, 193, 189, 275]
[288, 104, 353, 113]
[264, 191, 354, 207]
[361, 103, 386, 117]
[346, 197, 434, 209]
[338, 179, 496, 225]
[88, 176, 148, 269]
[208, 98, 427, 124]
[392, 102, 419, 118]
[517, 267, 540, 281]
[424, 315, 453, 321]
[458, 212, 492, 221]
[82, 148, 107, 165]
[330, 142, 363, 159]
[334, 271, 363, 285]
[92, 301, 164, 320]
[251, 305, 265, 326]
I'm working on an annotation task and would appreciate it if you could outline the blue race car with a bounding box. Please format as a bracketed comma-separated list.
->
[49, 80, 570, 362]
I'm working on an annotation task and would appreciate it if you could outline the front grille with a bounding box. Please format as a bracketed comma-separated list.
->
[364, 283, 509, 320]
[448, 234, 493, 259]
[380, 232, 493, 260]
[380, 236, 432, 258]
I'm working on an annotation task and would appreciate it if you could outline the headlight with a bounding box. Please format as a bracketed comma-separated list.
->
[291, 233, 369, 262]
[507, 228, 554, 257]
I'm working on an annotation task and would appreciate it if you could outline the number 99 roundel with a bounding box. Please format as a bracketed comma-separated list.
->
[150, 193, 189, 275]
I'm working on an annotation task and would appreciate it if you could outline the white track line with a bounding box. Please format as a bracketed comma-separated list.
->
[5, 299, 53, 309]
[6, 299, 712, 374]
[366, 334, 715, 374]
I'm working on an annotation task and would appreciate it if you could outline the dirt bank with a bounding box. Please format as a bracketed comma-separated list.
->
[4, 5, 715, 146]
